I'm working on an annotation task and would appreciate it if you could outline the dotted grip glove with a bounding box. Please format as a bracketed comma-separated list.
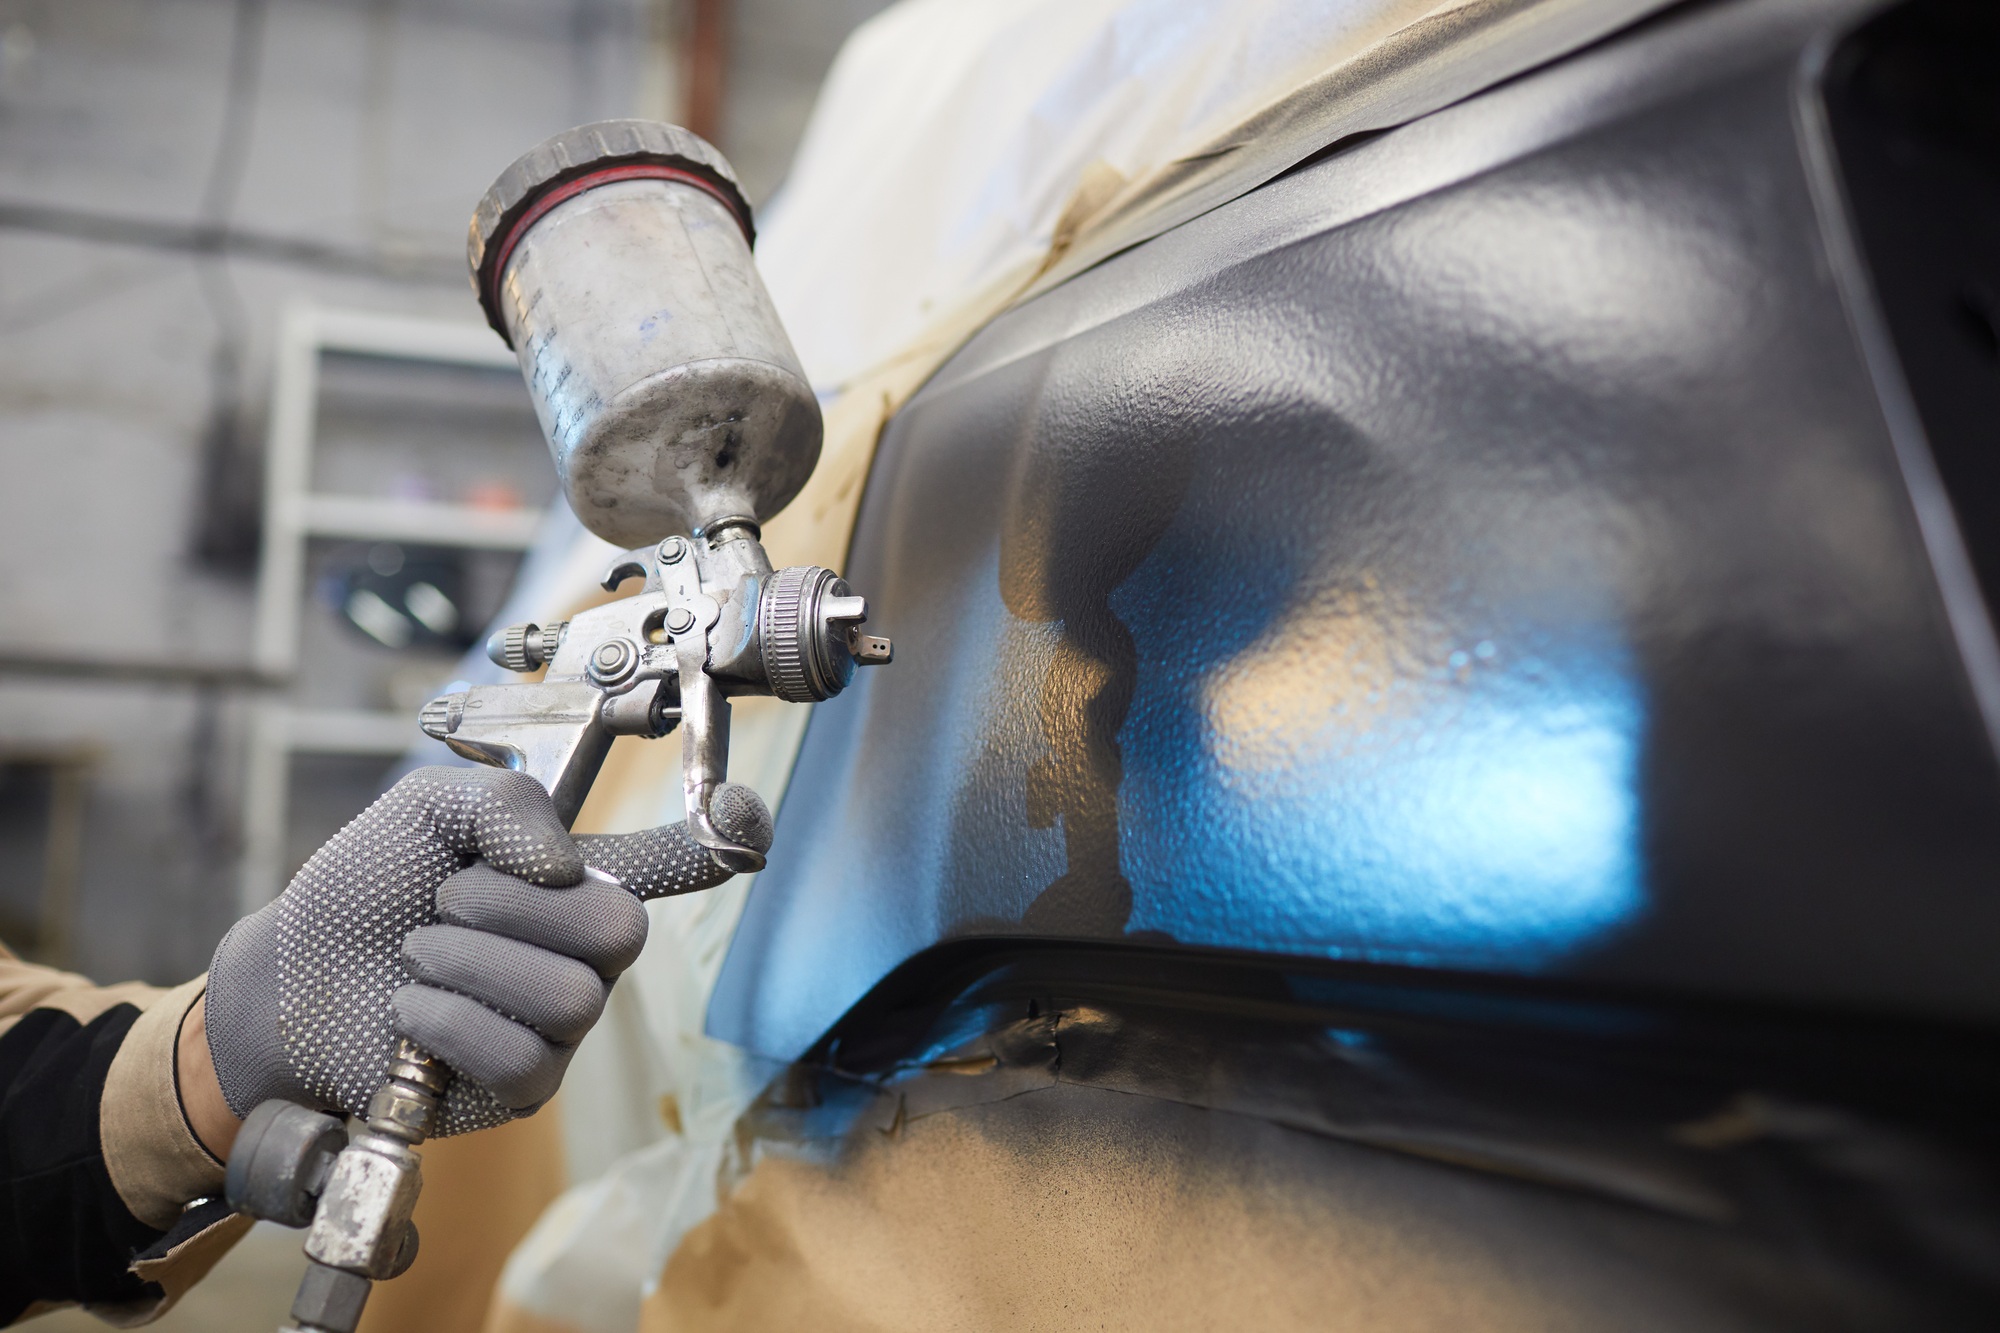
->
[204, 766, 773, 1136]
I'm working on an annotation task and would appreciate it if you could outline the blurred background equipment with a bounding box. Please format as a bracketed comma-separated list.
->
[0, 745, 91, 965]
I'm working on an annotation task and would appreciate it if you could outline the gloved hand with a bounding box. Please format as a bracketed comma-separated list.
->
[204, 766, 773, 1135]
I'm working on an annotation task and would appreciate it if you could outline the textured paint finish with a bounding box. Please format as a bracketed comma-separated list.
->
[713, 0, 2000, 1061]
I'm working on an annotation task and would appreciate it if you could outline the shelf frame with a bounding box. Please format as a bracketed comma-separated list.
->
[240, 302, 534, 910]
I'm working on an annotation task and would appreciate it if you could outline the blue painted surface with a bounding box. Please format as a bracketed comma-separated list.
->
[1112, 526, 1649, 965]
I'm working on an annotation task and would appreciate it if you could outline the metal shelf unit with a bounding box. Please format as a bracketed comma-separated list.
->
[241, 303, 534, 910]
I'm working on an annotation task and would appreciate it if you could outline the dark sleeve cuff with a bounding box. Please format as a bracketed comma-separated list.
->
[0, 1003, 202, 1323]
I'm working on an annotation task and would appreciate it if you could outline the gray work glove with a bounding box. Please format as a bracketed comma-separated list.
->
[205, 766, 772, 1136]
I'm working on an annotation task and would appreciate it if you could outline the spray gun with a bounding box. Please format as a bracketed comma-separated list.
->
[223, 122, 889, 1333]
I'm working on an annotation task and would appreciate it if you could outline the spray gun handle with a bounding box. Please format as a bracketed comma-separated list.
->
[231, 1037, 442, 1332]
[273, 866, 629, 1333]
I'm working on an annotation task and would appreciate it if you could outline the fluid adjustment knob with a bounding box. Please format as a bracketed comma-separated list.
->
[486, 622, 566, 673]
[759, 565, 891, 703]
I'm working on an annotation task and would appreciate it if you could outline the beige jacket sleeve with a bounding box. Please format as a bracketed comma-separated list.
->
[0, 951, 159, 1036]
[0, 950, 249, 1325]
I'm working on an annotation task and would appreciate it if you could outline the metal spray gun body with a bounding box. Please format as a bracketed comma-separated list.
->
[425, 515, 889, 866]
[224, 122, 888, 1333]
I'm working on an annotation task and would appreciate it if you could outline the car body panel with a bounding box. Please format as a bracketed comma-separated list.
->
[714, 0, 2000, 1063]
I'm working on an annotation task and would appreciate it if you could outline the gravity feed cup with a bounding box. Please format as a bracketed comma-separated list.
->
[468, 120, 821, 548]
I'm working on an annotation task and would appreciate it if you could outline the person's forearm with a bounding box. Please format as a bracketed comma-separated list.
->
[174, 1001, 241, 1161]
